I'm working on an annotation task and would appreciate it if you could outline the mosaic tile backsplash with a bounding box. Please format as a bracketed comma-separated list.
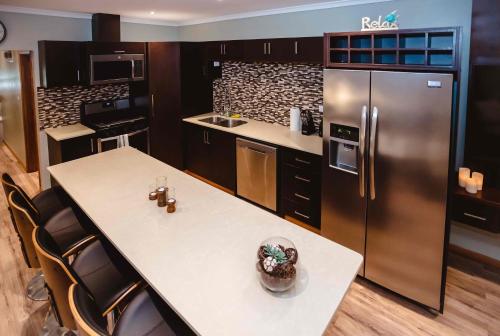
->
[213, 61, 323, 127]
[37, 83, 129, 130]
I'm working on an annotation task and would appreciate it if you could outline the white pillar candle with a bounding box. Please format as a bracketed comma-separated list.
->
[465, 177, 478, 194]
[458, 167, 470, 188]
[472, 172, 484, 191]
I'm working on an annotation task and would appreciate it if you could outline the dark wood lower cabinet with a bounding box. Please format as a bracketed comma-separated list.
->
[47, 135, 93, 166]
[452, 187, 500, 233]
[184, 124, 236, 191]
[280, 148, 322, 231]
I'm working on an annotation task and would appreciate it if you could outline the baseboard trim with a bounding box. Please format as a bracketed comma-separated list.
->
[449, 244, 500, 269]
[184, 170, 235, 196]
[284, 215, 321, 234]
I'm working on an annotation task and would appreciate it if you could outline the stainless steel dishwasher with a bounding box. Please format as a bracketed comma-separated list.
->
[236, 138, 277, 211]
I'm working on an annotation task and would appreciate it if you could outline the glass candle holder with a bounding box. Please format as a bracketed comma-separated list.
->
[156, 176, 168, 190]
[157, 187, 167, 207]
[148, 184, 158, 200]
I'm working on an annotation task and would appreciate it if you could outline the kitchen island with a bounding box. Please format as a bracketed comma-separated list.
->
[48, 147, 362, 336]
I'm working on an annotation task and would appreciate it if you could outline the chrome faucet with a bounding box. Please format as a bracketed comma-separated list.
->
[222, 84, 232, 117]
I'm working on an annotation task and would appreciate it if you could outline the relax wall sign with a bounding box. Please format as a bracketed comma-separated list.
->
[361, 10, 399, 31]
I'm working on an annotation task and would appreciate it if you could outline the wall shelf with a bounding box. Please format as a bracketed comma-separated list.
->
[324, 27, 460, 71]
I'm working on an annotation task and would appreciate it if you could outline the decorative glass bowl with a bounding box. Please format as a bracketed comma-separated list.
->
[256, 236, 298, 292]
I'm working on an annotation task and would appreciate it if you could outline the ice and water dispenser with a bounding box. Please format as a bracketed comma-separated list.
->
[328, 123, 360, 174]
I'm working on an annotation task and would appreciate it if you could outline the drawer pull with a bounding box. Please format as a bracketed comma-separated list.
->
[295, 157, 311, 165]
[294, 211, 310, 220]
[463, 212, 487, 221]
[294, 175, 311, 183]
[294, 193, 310, 201]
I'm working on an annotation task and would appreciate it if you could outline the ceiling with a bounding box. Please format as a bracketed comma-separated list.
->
[0, 0, 391, 25]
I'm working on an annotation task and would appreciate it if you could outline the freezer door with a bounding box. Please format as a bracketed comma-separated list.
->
[365, 71, 453, 310]
[321, 69, 370, 274]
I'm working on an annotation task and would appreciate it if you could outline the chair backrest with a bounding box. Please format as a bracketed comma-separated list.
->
[68, 283, 109, 336]
[112, 289, 176, 336]
[2, 173, 39, 216]
[33, 226, 77, 330]
[8, 190, 40, 268]
[71, 240, 140, 317]
[43, 207, 90, 258]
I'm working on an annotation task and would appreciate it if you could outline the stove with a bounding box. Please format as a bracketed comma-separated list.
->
[80, 97, 150, 154]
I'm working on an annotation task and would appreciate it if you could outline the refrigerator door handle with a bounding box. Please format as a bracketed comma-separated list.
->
[369, 106, 379, 200]
[359, 105, 367, 197]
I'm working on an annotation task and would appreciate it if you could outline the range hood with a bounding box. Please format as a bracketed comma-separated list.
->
[92, 13, 120, 42]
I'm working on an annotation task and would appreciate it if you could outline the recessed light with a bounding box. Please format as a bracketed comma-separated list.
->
[150, 11, 155, 15]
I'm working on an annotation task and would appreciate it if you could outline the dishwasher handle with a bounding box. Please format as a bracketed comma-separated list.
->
[236, 138, 277, 155]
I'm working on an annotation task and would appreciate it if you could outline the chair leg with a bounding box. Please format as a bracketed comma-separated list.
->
[27, 271, 49, 301]
[39, 304, 77, 336]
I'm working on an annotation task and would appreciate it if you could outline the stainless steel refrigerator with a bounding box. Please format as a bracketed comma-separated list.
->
[321, 69, 453, 311]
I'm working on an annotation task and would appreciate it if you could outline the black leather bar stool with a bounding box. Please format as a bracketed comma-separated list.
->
[8, 190, 94, 301]
[33, 225, 95, 334]
[70, 240, 143, 319]
[69, 286, 192, 336]
[2, 172, 69, 225]
[34, 226, 140, 334]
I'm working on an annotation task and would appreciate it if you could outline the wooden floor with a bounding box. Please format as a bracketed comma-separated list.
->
[1, 143, 499, 336]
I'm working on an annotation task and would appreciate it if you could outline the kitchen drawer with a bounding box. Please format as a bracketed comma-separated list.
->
[452, 197, 500, 233]
[283, 199, 320, 230]
[282, 149, 321, 172]
[282, 165, 320, 204]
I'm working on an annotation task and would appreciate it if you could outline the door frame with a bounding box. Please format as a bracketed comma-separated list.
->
[18, 51, 39, 173]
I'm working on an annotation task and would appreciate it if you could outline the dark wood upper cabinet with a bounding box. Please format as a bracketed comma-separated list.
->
[243, 38, 288, 62]
[82, 41, 146, 55]
[288, 37, 324, 63]
[38, 41, 81, 88]
[203, 37, 323, 63]
[203, 40, 244, 61]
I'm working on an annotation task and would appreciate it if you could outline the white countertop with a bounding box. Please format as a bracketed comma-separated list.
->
[184, 113, 323, 156]
[45, 123, 95, 141]
[48, 147, 361, 336]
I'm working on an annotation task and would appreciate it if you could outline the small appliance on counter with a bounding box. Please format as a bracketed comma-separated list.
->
[301, 111, 316, 135]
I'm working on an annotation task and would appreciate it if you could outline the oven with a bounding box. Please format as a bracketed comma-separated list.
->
[81, 97, 150, 155]
[97, 127, 150, 154]
[90, 54, 145, 85]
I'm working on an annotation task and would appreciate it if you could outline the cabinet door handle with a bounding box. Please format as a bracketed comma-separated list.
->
[206, 131, 210, 145]
[294, 41, 298, 55]
[90, 138, 94, 153]
[263, 42, 267, 55]
[114, 50, 126, 54]
[294, 175, 311, 183]
[295, 157, 311, 165]
[203, 130, 207, 144]
[268, 42, 271, 55]
[77, 70, 80, 82]
[294, 193, 310, 201]
[220, 44, 223, 55]
[463, 212, 487, 221]
[294, 211, 310, 220]
[224, 44, 227, 55]
[151, 94, 155, 118]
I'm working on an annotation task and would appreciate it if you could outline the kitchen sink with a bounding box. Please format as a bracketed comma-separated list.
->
[199, 116, 227, 125]
[199, 116, 247, 128]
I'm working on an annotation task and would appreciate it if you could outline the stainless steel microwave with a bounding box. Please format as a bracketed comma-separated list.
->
[90, 54, 145, 85]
